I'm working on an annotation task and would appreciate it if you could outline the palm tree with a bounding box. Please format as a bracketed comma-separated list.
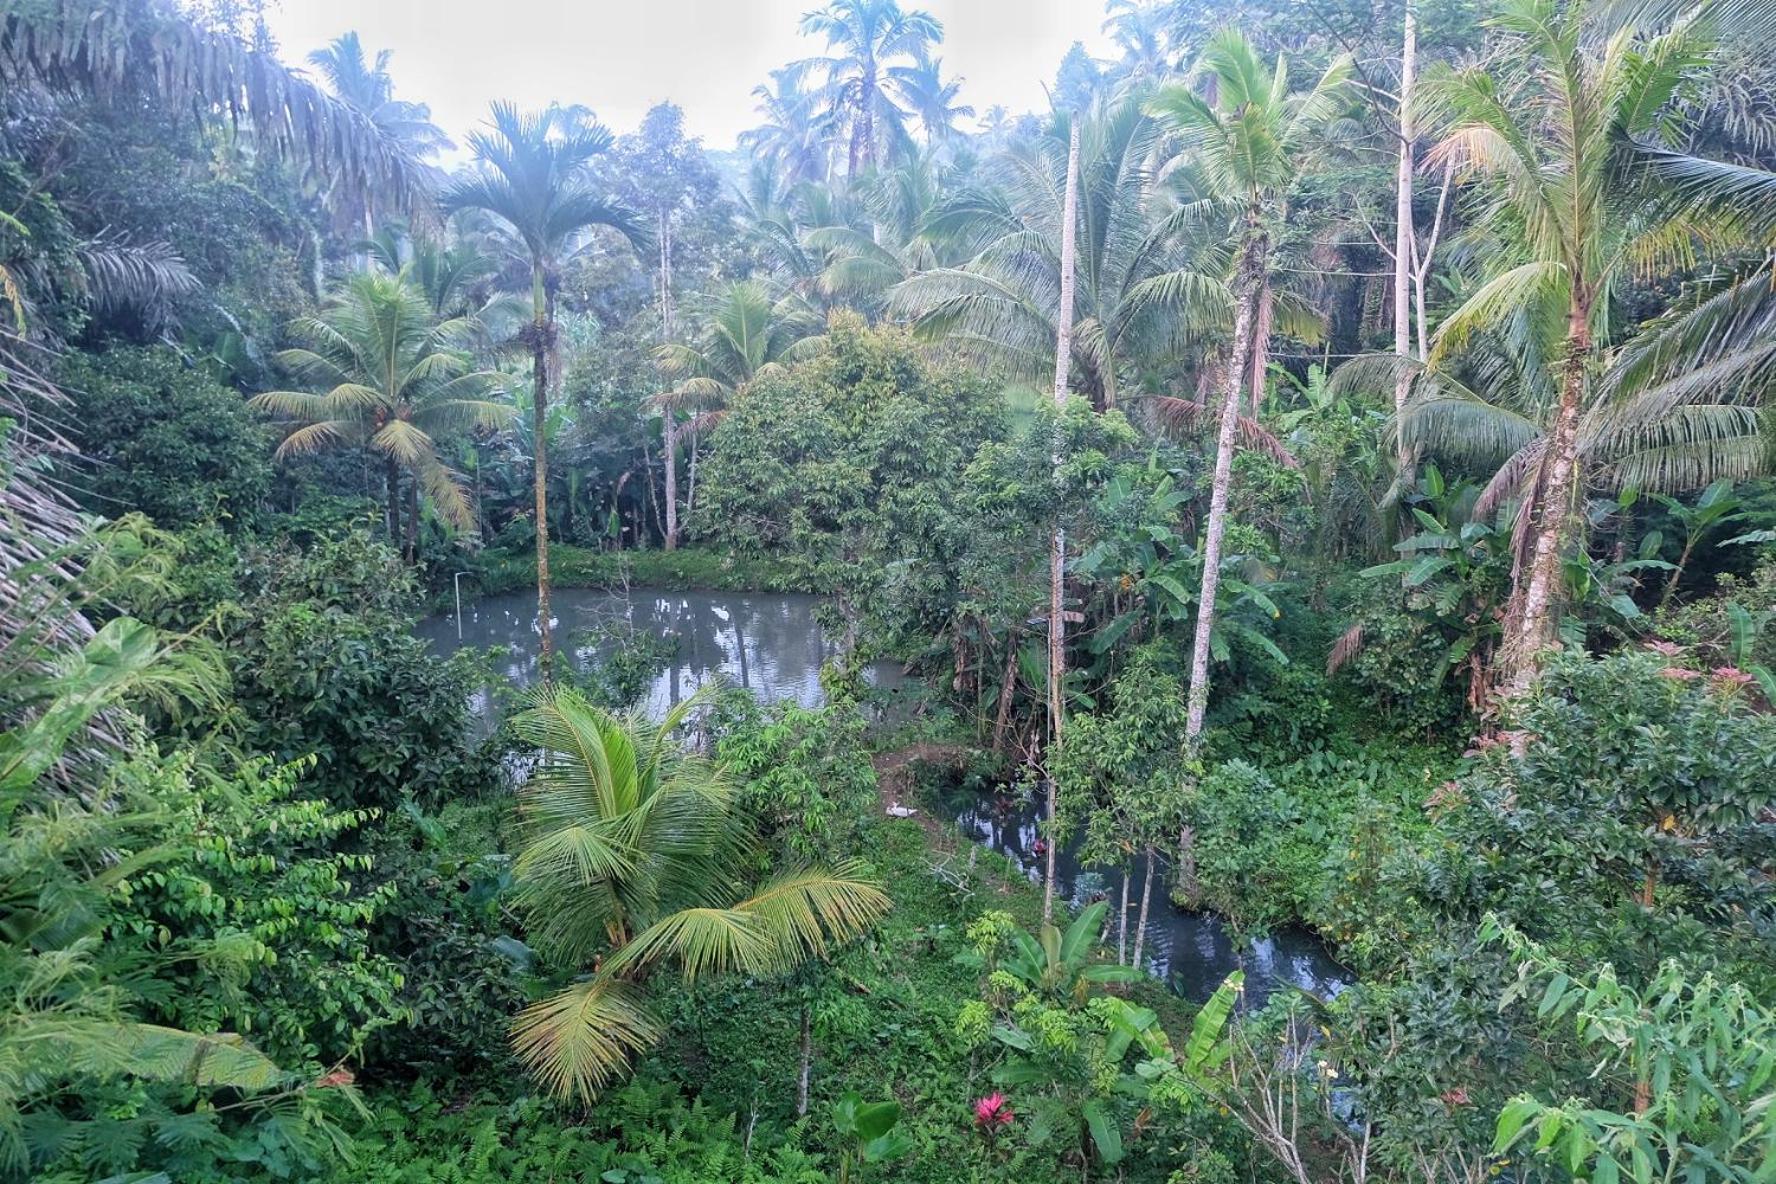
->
[441, 103, 648, 674]
[307, 31, 450, 247]
[892, 100, 1229, 411]
[307, 32, 452, 163]
[741, 68, 836, 185]
[249, 271, 511, 560]
[886, 56, 974, 145]
[655, 282, 824, 547]
[1341, 263, 1776, 590]
[507, 688, 891, 1100]
[1147, 31, 1352, 741]
[798, 0, 943, 176]
[805, 154, 955, 310]
[1103, 0, 1175, 84]
[1413, 0, 1776, 684]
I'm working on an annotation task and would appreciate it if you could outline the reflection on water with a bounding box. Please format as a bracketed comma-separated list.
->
[417, 586, 904, 718]
[935, 789, 1352, 1006]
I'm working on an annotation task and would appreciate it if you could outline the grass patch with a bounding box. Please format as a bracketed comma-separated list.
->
[474, 544, 813, 596]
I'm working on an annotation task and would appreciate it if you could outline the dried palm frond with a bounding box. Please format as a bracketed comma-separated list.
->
[1, 0, 427, 215]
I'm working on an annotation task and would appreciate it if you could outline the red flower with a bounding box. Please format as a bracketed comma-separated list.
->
[974, 1092, 1014, 1131]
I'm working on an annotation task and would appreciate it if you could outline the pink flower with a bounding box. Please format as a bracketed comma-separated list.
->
[974, 1093, 1014, 1131]
[1646, 640, 1686, 658]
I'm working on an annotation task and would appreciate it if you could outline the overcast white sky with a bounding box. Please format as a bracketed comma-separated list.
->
[261, 0, 1116, 156]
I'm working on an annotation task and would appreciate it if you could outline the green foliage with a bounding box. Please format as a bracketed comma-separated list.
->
[1488, 920, 1776, 1184]
[715, 692, 880, 861]
[695, 313, 1003, 638]
[832, 1091, 912, 1182]
[211, 530, 493, 811]
[110, 753, 403, 1068]
[59, 345, 271, 529]
[1, 617, 374, 1182]
[476, 542, 810, 596]
[292, 1078, 829, 1184]
[1412, 649, 1776, 987]
[1051, 646, 1191, 871]
[507, 687, 891, 1100]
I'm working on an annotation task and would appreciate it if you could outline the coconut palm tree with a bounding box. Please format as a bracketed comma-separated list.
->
[250, 271, 511, 560]
[797, 0, 943, 176]
[441, 103, 648, 674]
[1104, 0, 1176, 84]
[1412, 0, 1776, 684]
[1147, 30, 1353, 741]
[507, 687, 891, 1100]
[741, 69, 837, 185]
[306, 32, 451, 165]
[886, 56, 974, 145]
[1341, 263, 1776, 589]
[654, 282, 824, 548]
[892, 100, 1229, 411]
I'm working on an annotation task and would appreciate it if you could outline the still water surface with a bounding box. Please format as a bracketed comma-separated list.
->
[417, 586, 904, 718]
[420, 586, 1350, 1004]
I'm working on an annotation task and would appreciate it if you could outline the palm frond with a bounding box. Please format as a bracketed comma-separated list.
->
[510, 978, 661, 1103]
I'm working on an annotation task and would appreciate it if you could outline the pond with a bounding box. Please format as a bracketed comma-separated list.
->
[421, 586, 1350, 1006]
[929, 787, 1352, 1008]
[416, 586, 906, 717]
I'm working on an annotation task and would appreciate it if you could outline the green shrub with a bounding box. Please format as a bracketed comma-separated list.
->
[59, 345, 271, 528]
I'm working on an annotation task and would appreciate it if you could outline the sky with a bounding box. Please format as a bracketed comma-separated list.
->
[261, 0, 1118, 157]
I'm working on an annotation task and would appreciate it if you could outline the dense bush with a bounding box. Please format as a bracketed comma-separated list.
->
[60, 345, 271, 528]
[213, 531, 494, 811]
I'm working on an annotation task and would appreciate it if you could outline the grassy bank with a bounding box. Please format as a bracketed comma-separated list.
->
[471, 544, 813, 597]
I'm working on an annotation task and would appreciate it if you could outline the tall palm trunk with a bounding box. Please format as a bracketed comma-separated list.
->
[531, 261, 556, 680]
[1043, 118, 1081, 927]
[384, 453, 402, 548]
[1186, 217, 1267, 741]
[1504, 290, 1592, 684]
[404, 471, 419, 564]
[1392, 0, 1418, 473]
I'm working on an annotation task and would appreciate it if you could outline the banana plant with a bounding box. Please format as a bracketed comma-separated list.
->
[997, 901, 1143, 1005]
[1652, 480, 1745, 607]
[831, 1092, 911, 1184]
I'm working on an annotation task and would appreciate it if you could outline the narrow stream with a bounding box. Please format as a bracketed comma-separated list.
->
[930, 787, 1352, 1007]
[420, 586, 1350, 1005]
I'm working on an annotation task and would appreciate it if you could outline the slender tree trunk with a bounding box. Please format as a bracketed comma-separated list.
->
[385, 453, 401, 548]
[662, 413, 680, 551]
[1660, 540, 1695, 608]
[1393, 0, 1418, 474]
[1186, 220, 1266, 742]
[795, 1004, 813, 1117]
[404, 469, 419, 564]
[659, 207, 681, 552]
[685, 424, 700, 525]
[1131, 847, 1156, 971]
[1043, 117, 1082, 927]
[531, 264, 556, 681]
[1504, 292, 1591, 686]
[1117, 866, 1130, 965]
[992, 632, 1019, 755]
